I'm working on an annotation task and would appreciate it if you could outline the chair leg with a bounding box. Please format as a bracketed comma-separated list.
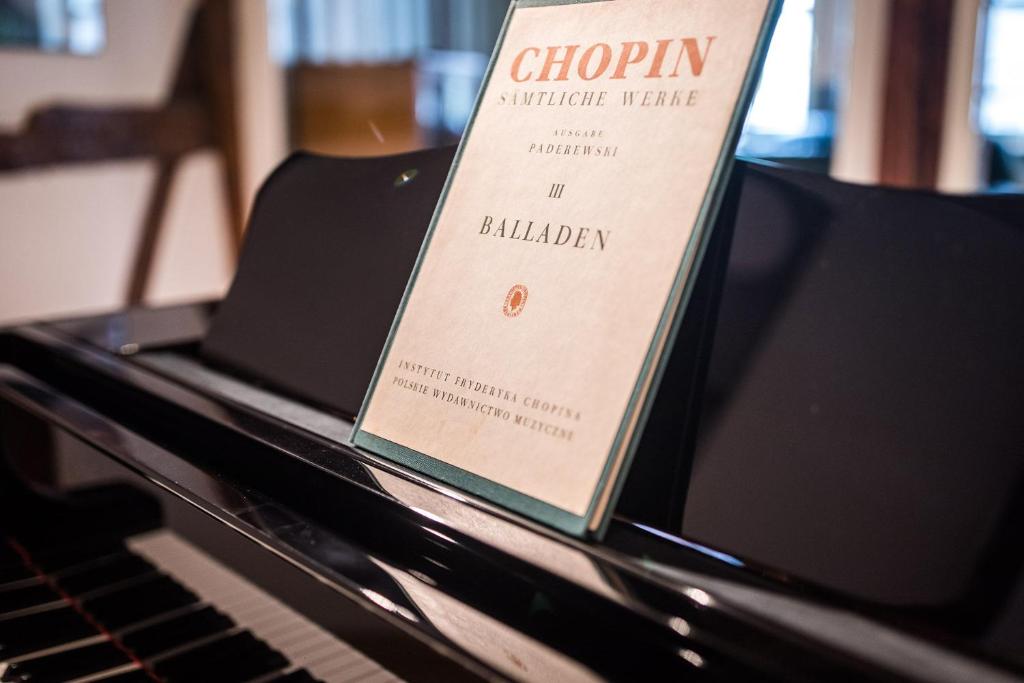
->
[126, 157, 178, 306]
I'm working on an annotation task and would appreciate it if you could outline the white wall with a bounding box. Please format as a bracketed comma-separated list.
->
[0, 0, 238, 326]
[234, 0, 288, 221]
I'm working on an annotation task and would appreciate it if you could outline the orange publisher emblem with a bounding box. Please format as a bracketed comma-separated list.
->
[503, 284, 528, 318]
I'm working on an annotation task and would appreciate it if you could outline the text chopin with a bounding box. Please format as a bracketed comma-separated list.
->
[510, 37, 716, 83]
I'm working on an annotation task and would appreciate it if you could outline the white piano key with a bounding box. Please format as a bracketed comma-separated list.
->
[1, 634, 107, 665]
[251, 616, 317, 645]
[287, 639, 344, 665]
[0, 599, 65, 621]
[262, 624, 325, 650]
[317, 656, 380, 682]
[0, 575, 42, 592]
[65, 661, 141, 683]
[128, 530, 401, 683]
[230, 598, 289, 623]
[356, 672, 401, 683]
[363, 672, 402, 683]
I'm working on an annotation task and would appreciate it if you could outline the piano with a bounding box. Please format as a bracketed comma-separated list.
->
[1, 147, 1022, 682]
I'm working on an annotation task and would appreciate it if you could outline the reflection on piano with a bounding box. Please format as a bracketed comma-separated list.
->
[1, 148, 1022, 681]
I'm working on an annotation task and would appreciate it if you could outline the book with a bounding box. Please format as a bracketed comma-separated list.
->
[353, 0, 781, 537]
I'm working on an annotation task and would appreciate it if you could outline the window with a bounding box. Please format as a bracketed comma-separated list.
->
[272, 0, 849, 157]
[978, 0, 1024, 189]
[0, 0, 105, 55]
[270, 0, 507, 147]
[737, 0, 849, 170]
[743, 0, 815, 137]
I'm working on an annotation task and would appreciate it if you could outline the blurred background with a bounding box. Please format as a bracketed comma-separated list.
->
[0, 0, 1021, 326]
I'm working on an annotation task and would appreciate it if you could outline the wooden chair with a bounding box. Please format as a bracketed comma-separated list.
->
[0, 0, 243, 305]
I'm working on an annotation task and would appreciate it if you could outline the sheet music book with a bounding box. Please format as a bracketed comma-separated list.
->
[353, 0, 781, 537]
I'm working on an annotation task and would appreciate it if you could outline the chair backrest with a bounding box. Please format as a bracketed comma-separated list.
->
[0, 0, 241, 306]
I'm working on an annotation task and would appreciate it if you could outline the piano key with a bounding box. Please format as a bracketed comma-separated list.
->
[250, 616, 320, 648]
[0, 570, 37, 591]
[120, 605, 233, 658]
[0, 634, 107, 666]
[56, 554, 156, 597]
[143, 626, 242, 665]
[0, 549, 23, 574]
[262, 670, 321, 683]
[0, 641, 130, 682]
[0, 584, 58, 614]
[314, 656, 380, 682]
[0, 608, 99, 660]
[353, 671, 402, 683]
[48, 552, 142, 582]
[352, 671, 401, 683]
[0, 576, 42, 594]
[152, 631, 288, 683]
[74, 572, 168, 603]
[107, 602, 205, 640]
[63, 662, 140, 683]
[23, 541, 126, 574]
[129, 531, 399, 683]
[0, 542, 18, 565]
[0, 599, 66, 623]
[0, 544, 126, 591]
[281, 634, 342, 661]
[94, 671, 152, 683]
[81, 575, 198, 630]
[0, 565, 192, 665]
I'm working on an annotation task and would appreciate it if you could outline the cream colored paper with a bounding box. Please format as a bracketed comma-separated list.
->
[360, 0, 771, 517]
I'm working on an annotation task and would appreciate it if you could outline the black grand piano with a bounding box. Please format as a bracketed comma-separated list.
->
[1, 147, 1022, 682]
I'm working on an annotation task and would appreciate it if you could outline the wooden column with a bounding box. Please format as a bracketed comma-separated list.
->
[879, 0, 956, 189]
[197, 0, 245, 253]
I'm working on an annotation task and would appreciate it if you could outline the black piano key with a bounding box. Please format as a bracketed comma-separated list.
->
[0, 565, 34, 586]
[0, 561, 24, 581]
[0, 607, 99, 659]
[0, 642, 130, 683]
[56, 554, 155, 596]
[0, 542, 123, 588]
[0, 583, 59, 614]
[121, 606, 234, 658]
[23, 540, 126, 573]
[153, 631, 289, 683]
[0, 541, 41, 587]
[0, 540, 18, 564]
[81, 575, 198, 630]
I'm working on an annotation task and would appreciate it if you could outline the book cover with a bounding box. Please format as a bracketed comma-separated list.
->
[353, 0, 781, 537]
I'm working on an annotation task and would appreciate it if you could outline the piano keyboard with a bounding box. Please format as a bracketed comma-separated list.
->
[1, 529, 401, 683]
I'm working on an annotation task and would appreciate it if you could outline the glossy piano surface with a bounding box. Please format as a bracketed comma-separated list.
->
[0, 302, 1021, 682]
[1, 517, 402, 682]
[1, 156, 1022, 681]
